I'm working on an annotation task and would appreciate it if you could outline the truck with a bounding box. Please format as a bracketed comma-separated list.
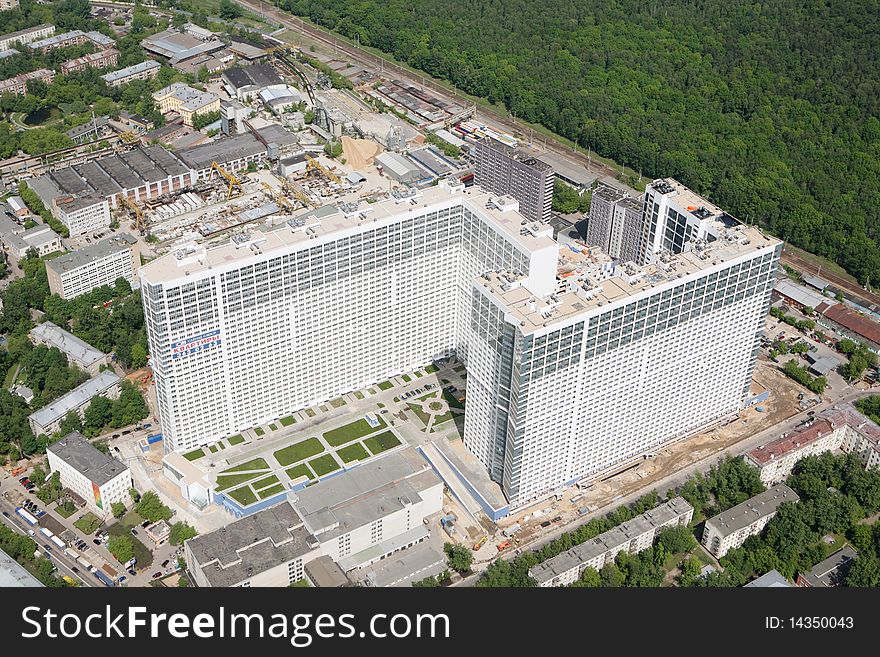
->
[39, 527, 53, 539]
[64, 547, 79, 560]
[15, 507, 38, 526]
[77, 556, 93, 572]
[93, 570, 114, 587]
[50, 535, 66, 550]
[102, 564, 118, 579]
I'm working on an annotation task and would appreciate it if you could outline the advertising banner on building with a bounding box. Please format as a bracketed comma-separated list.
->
[170, 329, 222, 361]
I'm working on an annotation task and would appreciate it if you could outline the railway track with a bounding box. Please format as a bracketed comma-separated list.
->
[234, 0, 623, 184]
[780, 248, 880, 308]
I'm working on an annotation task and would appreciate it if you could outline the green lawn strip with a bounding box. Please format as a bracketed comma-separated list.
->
[323, 416, 387, 447]
[407, 403, 432, 426]
[402, 374, 412, 382]
[285, 464, 313, 483]
[74, 513, 102, 535]
[337, 442, 369, 463]
[363, 431, 401, 456]
[228, 435, 245, 445]
[377, 380, 393, 391]
[305, 408, 316, 417]
[183, 448, 205, 461]
[55, 504, 76, 519]
[428, 401, 444, 412]
[209, 445, 218, 453]
[425, 364, 439, 373]
[330, 397, 346, 408]
[222, 458, 269, 473]
[226, 486, 258, 506]
[258, 484, 286, 499]
[819, 533, 846, 558]
[106, 520, 152, 568]
[269, 424, 278, 431]
[441, 389, 465, 409]
[218, 441, 226, 450]
[279, 416, 296, 427]
[274, 438, 324, 466]
[414, 371, 423, 378]
[250, 474, 280, 491]
[309, 454, 341, 477]
[215, 471, 263, 491]
[254, 427, 265, 436]
[354, 391, 364, 399]
[417, 391, 438, 401]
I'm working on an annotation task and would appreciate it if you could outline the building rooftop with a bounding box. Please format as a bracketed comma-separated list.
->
[185, 499, 317, 587]
[799, 545, 857, 587]
[222, 64, 283, 91]
[704, 484, 799, 539]
[528, 497, 694, 584]
[744, 569, 792, 587]
[30, 321, 106, 367]
[374, 151, 425, 179]
[153, 82, 218, 112]
[47, 431, 129, 486]
[0, 548, 43, 587]
[139, 182, 558, 285]
[253, 123, 300, 149]
[0, 24, 54, 44]
[101, 59, 161, 84]
[304, 555, 350, 587]
[45, 233, 135, 276]
[142, 29, 216, 59]
[746, 403, 880, 466]
[177, 133, 264, 171]
[292, 447, 441, 543]
[29, 371, 121, 431]
[775, 278, 834, 310]
[821, 303, 880, 346]
[28, 30, 86, 50]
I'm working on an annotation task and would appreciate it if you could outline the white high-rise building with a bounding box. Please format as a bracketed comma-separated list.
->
[140, 178, 780, 508]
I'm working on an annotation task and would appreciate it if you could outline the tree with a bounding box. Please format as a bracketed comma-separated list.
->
[135, 490, 172, 522]
[845, 554, 880, 587]
[83, 395, 113, 436]
[219, 0, 243, 20]
[571, 566, 600, 587]
[169, 521, 198, 545]
[58, 410, 84, 436]
[657, 525, 697, 555]
[107, 535, 135, 564]
[129, 488, 141, 503]
[444, 542, 473, 573]
[111, 501, 126, 518]
[599, 562, 624, 587]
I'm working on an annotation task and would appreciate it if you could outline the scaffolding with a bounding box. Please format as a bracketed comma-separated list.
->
[210, 161, 244, 199]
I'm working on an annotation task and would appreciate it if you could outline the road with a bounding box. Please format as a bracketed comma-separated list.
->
[233, 0, 623, 183]
[454, 384, 878, 586]
[0, 484, 97, 587]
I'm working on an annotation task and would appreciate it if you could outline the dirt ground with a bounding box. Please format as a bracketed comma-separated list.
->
[341, 136, 382, 169]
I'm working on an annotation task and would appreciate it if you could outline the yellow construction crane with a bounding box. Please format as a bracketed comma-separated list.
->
[118, 131, 139, 144]
[210, 161, 244, 199]
[117, 193, 145, 233]
[284, 180, 316, 208]
[262, 181, 294, 211]
[305, 154, 342, 185]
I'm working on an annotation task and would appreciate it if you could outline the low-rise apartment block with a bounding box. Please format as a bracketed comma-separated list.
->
[529, 497, 694, 587]
[47, 431, 132, 515]
[152, 82, 219, 126]
[30, 321, 109, 375]
[745, 403, 880, 486]
[0, 24, 54, 51]
[28, 370, 121, 435]
[702, 484, 799, 558]
[0, 68, 54, 96]
[28, 29, 113, 53]
[60, 48, 119, 75]
[100, 60, 161, 88]
[795, 545, 857, 587]
[46, 233, 137, 300]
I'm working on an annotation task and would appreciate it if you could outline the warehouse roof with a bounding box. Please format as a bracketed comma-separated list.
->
[186, 500, 318, 587]
[178, 133, 265, 170]
[46, 234, 135, 275]
[222, 64, 283, 91]
[47, 431, 129, 486]
[375, 151, 423, 178]
[29, 371, 120, 431]
[0, 548, 43, 587]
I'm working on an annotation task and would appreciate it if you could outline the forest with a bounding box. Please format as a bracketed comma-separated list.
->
[280, 0, 880, 284]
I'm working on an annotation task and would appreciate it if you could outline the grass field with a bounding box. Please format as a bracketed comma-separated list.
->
[251, 475, 280, 491]
[323, 416, 387, 446]
[218, 441, 226, 450]
[74, 513, 102, 535]
[274, 438, 324, 466]
[269, 424, 278, 431]
[425, 364, 439, 373]
[258, 484, 286, 499]
[215, 471, 263, 491]
[305, 408, 316, 417]
[254, 427, 265, 436]
[227, 486, 258, 506]
[285, 464, 313, 482]
[330, 397, 346, 408]
[337, 443, 369, 463]
[377, 380, 393, 391]
[364, 431, 401, 456]
[228, 435, 245, 445]
[183, 448, 205, 461]
[407, 402, 432, 426]
[223, 458, 269, 473]
[402, 374, 412, 382]
[309, 454, 341, 477]
[107, 513, 152, 568]
[354, 391, 364, 399]
[279, 416, 296, 427]
[209, 445, 218, 453]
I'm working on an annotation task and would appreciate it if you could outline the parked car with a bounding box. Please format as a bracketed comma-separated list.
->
[93, 539, 102, 545]
[1, 511, 8, 518]
[161, 559, 170, 568]
[112, 434, 120, 439]
[127, 568, 137, 577]
[141, 520, 150, 528]
[152, 571, 162, 579]
[130, 528, 138, 536]
[117, 576, 127, 583]
[18, 477, 29, 484]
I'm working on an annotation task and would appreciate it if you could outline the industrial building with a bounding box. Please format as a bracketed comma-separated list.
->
[140, 176, 780, 510]
[100, 60, 161, 88]
[817, 303, 880, 353]
[47, 431, 132, 515]
[141, 27, 225, 67]
[529, 497, 694, 586]
[152, 83, 220, 127]
[221, 64, 284, 101]
[259, 84, 303, 115]
[702, 484, 799, 558]
[30, 322, 109, 375]
[586, 184, 644, 263]
[0, 24, 54, 51]
[0, 224, 61, 258]
[28, 370, 121, 436]
[374, 151, 426, 184]
[45, 233, 137, 300]
[65, 116, 112, 146]
[745, 403, 880, 486]
[474, 137, 554, 222]
[178, 133, 267, 177]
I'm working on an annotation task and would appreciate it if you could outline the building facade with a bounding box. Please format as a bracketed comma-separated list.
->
[47, 432, 132, 516]
[586, 184, 643, 263]
[152, 83, 219, 126]
[54, 195, 111, 237]
[101, 60, 161, 88]
[702, 484, 799, 558]
[60, 48, 119, 75]
[46, 233, 136, 300]
[474, 137, 554, 222]
[529, 497, 693, 586]
[28, 371, 120, 435]
[0, 68, 54, 96]
[141, 178, 780, 509]
[0, 24, 54, 51]
[30, 321, 108, 374]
